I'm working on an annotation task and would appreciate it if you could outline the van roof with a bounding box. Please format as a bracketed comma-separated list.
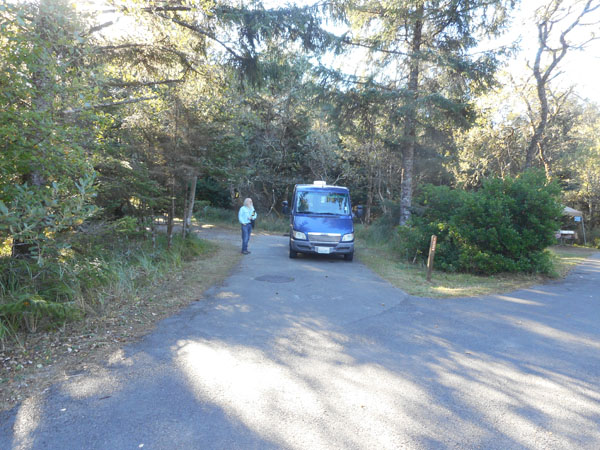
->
[295, 184, 349, 192]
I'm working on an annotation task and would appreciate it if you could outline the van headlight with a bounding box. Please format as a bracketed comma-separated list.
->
[292, 230, 307, 240]
[342, 233, 354, 242]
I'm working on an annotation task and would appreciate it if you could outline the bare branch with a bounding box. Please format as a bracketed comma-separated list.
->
[154, 12, 247, 62]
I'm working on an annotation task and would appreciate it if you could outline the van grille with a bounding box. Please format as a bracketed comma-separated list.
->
[307, 232, 341, 244]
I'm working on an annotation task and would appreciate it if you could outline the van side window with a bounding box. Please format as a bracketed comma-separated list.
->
[298, 192, 310, 212]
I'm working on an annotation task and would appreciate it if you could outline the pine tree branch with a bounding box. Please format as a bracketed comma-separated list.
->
[62, 96, 159, 114]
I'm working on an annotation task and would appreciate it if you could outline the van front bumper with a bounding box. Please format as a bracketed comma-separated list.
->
[290, 238, 354, 255]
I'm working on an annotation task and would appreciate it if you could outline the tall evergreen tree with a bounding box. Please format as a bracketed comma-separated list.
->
[334, 0, 515, 224]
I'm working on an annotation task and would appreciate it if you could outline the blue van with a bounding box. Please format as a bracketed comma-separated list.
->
[288, 181, 354, 261]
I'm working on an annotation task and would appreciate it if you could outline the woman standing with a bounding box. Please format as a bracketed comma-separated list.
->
[238, 198, 257, 254]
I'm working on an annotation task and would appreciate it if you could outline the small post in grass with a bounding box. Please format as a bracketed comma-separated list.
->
[426, 235, 437, 282]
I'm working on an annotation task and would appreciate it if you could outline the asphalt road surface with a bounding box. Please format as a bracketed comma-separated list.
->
[1, 231, 600, 449]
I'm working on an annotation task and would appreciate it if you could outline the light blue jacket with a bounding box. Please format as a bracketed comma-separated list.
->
[238, 205, 257, 225]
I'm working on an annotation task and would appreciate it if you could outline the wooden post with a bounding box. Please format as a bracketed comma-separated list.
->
[426, 235, 437, 282]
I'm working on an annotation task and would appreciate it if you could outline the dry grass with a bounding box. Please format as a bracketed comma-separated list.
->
[0, 239, 241, 412]
[357, 244, 597, 299]
[549, 245, 598, 277]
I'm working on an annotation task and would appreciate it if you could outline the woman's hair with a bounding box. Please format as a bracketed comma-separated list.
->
[243, 198, 252, 207]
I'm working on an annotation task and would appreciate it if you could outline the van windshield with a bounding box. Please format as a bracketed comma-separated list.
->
[296, 191, 350, 215]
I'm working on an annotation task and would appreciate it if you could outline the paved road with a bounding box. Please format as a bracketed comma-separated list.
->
[2, 231, 600, 449]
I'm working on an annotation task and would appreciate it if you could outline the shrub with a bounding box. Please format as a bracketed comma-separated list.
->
[402, 171, 562, 274]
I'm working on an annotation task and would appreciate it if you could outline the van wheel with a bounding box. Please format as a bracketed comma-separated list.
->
[289, 248, 298, 259]
[344, 252, 354, 262]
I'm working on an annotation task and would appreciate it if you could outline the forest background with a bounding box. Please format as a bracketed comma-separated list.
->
[1, 0, 600, 341]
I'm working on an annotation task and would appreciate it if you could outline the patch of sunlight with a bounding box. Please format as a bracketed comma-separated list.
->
[495, 295, 544, 306]
[215, 303, 249, 313]
[215, 291, 240, 299]
[522, 289, 558, 297]
[62, 369, 121, 400]
[108, 349, 133, 366]
[431, 286, 472, 297]
[0, 237, 12, 257]
[13, 396, 41, 450]
[119, 160, 132, 170]
[301, 264, 326, 273]
[498, 316, 600, 349]
[430, 352, 600, 448]
[175, 329, 481, 450]
[201, 224, 215, 229]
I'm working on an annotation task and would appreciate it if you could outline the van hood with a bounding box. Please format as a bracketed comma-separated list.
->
[292, 214, 354, 235]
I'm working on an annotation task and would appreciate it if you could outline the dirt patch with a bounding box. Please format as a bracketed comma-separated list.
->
[0, 239, 241, 413]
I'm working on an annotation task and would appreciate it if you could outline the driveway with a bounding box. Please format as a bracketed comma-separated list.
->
[1, 231, 599, 449]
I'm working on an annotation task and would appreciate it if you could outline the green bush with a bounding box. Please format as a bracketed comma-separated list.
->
[402, 171, 562, 274]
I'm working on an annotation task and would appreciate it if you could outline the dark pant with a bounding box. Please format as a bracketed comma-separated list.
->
[241, 223, 252, 252]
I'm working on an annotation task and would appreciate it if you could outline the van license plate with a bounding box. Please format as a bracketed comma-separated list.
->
[316, 246, 331, 254]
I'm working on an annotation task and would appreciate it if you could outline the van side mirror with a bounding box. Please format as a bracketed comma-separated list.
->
[282, 201, 290, 215]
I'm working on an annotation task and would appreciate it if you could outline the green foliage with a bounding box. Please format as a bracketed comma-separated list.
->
[0, 175, 98, 263]
[195, 205, 238, 226]
[0, 294, 78, 334]
[0, 225, 213, 336]
[0, 0, 103, 262]
[399, 171, 563, 274]
[253, 213, 289, 234]
[355, 213, 401, 248]
[196, 177, 232, 209]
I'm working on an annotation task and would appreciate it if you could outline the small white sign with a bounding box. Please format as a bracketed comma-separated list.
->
[316, 246, 331, 254]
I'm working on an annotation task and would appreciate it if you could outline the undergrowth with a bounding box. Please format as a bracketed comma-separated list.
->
[0, 229, 213, 346]
[195, 205, 289, 234]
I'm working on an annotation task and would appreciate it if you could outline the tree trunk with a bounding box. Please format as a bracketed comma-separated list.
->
[399, 3, 423, 226]
[181, 181, 189, 238]
[525, 0, 593, 175]
[183, 175, 197, 237]
[525, 54, 549, 170]
[151, 210, 157, 250]
[167, 177, 175, 249]
[366, 163, 373, 225]
[538, 141, 552, 179]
